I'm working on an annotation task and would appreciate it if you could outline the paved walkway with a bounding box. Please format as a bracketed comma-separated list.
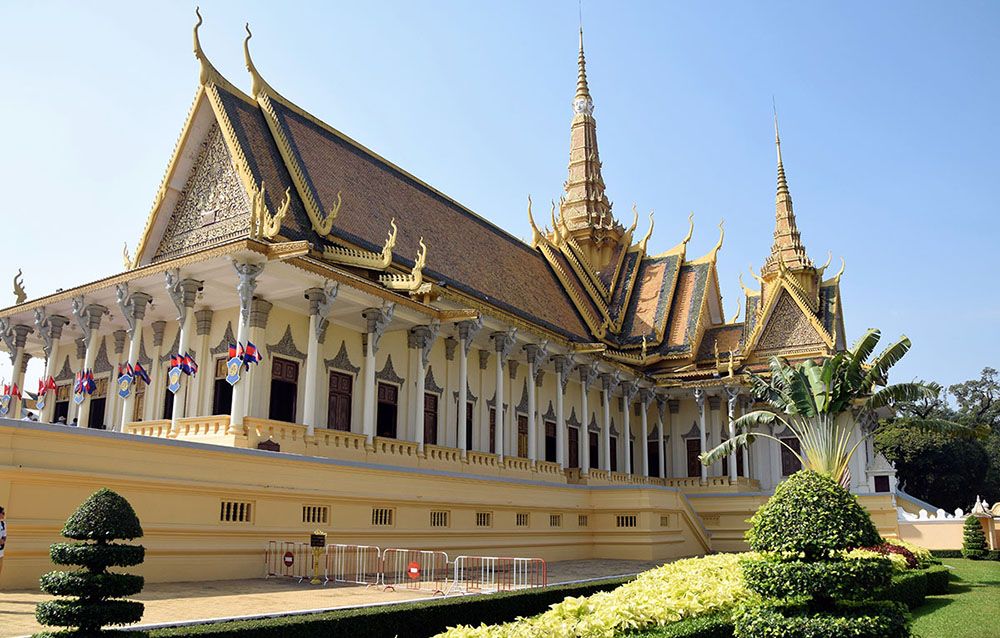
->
[0, 559, 660, 637]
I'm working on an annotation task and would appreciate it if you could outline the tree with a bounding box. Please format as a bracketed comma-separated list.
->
[961, 515, 988, 560]
[35, 488, 146, 637]
[950, 367, 1000, 432]
[702, 328, 965, 485]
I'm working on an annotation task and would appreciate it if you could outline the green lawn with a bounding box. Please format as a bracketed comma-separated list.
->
[911, 558, 1000, 638]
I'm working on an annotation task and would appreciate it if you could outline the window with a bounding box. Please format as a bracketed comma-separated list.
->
[220, 500, 253, 523]
[376, 383, 398, 438]
[371, 507, 394, 526]
[686, 439, 701, 477]
[162, 384, 174, 419]
[780, 437, 802, 476]
[874, 475, 890, 493]
[588, 431, 599, 469]
[660, 515, 671, 527]
[616, 514, 637, 528]
[302, 505, 329, 524]
[424, 393, 438, 445]
[515, 512, 529, 527]
[578, 514, 589, 527]
[647, 439, 660, 477]
[327, 371, 353, 431]
[458, 401, 473, 450]
[269, 357, 299, 423]
[568, 426, 579, 468]
[54, 384, 71, 424]
[517, 414, 528, 458]
[476, 512, 493, 527]
[212, 357, 233, 416]
[610, 436, 618, 472]
[430, 510, 450, 527]
[549, 514, 562, 527]
[131, 382, 144, 422]
[545, 421, 557, 463]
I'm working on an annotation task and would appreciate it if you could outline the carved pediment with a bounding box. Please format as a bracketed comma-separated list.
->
[755, 290, 826, 352]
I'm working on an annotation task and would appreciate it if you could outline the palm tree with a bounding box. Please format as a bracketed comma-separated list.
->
[701, 329, 965, 486]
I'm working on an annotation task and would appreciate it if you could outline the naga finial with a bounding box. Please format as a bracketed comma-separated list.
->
[729, 297, 742, 324]
[122, 242, 133, 270]
[526, 195, 543, 247]
[13, 269, 26, 305]
[816, 250, 833, 277]
[748, 264, 765, 286]
[707, 219, 725, 261]
[638, 209, 655, 253]
[681, 212, 694, 246]
[193, 7, 211, 86]
[626, 203, 639, 236]
[831, 257, 846, 284]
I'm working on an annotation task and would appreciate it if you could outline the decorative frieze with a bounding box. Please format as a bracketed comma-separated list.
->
[210, 322, 237, 355]
[375, 354, 405, 385]
[325, 341, 361, 375]
[267, 325, 306, 360]
[425, 366, 444, 394]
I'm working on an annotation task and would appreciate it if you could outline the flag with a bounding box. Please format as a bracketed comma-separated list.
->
[178, 354, 190, 375]
[46, 376, 57, 391]
[38, 379, 45, 396]
[184, 352, 198, 376]
[11, 382, 18, 397]
[117, 364, 124, 379]
[134, 362, 151, 385]
[228, 343, 238, 359]
[126, 363, 135, 378]
[84, 370, 96, 395]
[244, 341, 262, 367]
[170, 354, 180, 369]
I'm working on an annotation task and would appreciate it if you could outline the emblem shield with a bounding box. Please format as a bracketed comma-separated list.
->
[167, 366, 182, 394]
[118, 373, 133, 399]
[226, 357, 242, 386]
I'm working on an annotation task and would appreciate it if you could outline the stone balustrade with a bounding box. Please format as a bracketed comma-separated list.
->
[122, 415, 759, 492]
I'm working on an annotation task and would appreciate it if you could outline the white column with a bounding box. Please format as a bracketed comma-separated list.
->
[107, 330, 127, 430]
[409, 323, 439, 453]
[117, 291, 149, 431]
[361, 303, 394, 447]
[303, 284, 338, 436]
[726, 387, 739, 482]
[490, 329, 515, 461]
[694, 389, 707, 483]
[657, 397, 669, 479]
[477, 349, 490, 452]
[456, 319, 482, 458]
[523, 342, 548, 464]
[188, 309, 213, 419]
[228, 261, 264, 434]
[33, 311, 70, 424]
[70, 299, 109, 429]
[553, 356, 570, 468]
[578, 363, 597, 475]
[144, 321, 167, 422]
[3, 323, 33, 419]
[600, 373, 617, 471]
[621, 382, 636, 475]
[638, 389, 652, 477]
[167, 275, 203, 437]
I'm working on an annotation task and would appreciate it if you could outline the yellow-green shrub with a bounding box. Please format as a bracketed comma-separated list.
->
[435, 554, 749, 638]
[884, 538, 932, 567]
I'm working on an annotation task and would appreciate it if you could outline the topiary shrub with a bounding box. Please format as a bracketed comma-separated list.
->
[35, 488, 146, 637]
[734, 471, 909, 638]
[746, 470, 881, 559]
[961, 516, 988, 560]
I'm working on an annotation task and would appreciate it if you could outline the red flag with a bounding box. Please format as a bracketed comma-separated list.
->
[38, 379, 45, 396]
[46, 376, 57, 391]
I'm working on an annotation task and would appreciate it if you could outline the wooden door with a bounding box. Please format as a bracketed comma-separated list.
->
[516, 414, 528, 458]
[686, 438, 701, 477]
[544, 421, 557, 462]
[376, 382, 398, 438]
[327, 371, 352, 431]
[568, 426, 579, 468]
[423, 393, 438, 445]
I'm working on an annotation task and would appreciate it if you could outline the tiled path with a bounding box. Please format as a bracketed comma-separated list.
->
[0, 559, 660, 637]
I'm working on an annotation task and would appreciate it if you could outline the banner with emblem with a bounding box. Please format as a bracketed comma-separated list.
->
[117, 372, 133, 399]
[0, 393, 9, 417]
[167, 365, 182, 394]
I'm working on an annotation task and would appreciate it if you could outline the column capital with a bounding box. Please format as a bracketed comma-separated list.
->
[113, 329, 127, 355]
[0, 319, 33, 359]
[638, 388, 654, 407]
[508, 360, 519, 379]
[305, 281, 339, 342]
[70, 297, 109, 348]
[34, 309, 70, 359]
[408, 321, 440, 369]
[621, 380, 638, 403]
[362, 302, 395, 354]
[668, 398, 681, 414]
[551, 355, 572, 393]
[708, 395, 721, 411]
[249, 298, 273, 330]
[444, 336, 458, 361]
[456, 317, 484, 356]
[115, 283, 152, 336]
[578, 360, 599, 391]
[478, 349, 491, 370]
[165, 270, 203, 320]
[232, 260, 265, 324]
[195, 309, 214, 336]
[151, 321, 168, 347]
[490, 328, 517, 364]
[523, 341, 549, 369]
[600, 371, 620, 394]
[693, 388, 706, 409]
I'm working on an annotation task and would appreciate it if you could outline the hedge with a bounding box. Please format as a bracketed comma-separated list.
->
[734, 600, 909, 638]
[879, 570, 928, 609]
[924, 565, 951, 596]
[149, 577, 633, 638]
[631, 613, 735, 637]
[930, 549, 1000, 561]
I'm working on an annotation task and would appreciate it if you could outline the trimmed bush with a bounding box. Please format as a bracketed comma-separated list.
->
[961, 516, 988, 559]
[734, 600, 909, 638]
[859, 542, 919, 569]
[930, 549, 963, 559]
[632, 613, 735, 637]
[34, 488, 146, 638]
[988, 550, 1000, 561]
[924, 565, 951, 596]
[880, 570, 928, 609]
[741, 554, 893, 601]
[746, 471, 881, 558]
[149, 577, 633, 638]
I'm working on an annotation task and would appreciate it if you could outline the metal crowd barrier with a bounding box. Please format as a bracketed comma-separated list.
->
[264, 541, 313, 582]
[380, 548, 451, 595]
[323, 543, 382, 586]
[449, 555, 548, 594]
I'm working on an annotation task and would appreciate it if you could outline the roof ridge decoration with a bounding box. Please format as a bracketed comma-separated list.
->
[688, 220, 725, 265]
[656, 213, 695, 258]
[243, 24, 341, 238]
[323, 218, 397, 270]
[380, 238, 429, 293]
[248, 180, 290, 241]
[761, 109, 813, 276]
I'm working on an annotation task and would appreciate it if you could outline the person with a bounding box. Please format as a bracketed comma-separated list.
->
[55, 416, 66, 425]
[70, 418, 78, 427]
[0, 506, 6, 578]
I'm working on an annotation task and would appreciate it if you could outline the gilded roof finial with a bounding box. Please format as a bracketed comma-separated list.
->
[243, 23, 268, 98]
[748, 264, 765, 286]
[728, 297, 742, 324]
[774, 98, 788, 196]
[193, 7, 210, 85]
[708, 219, 725, 262]
[576, 27, 592, 104]
[638, 209, 655, 253]
[738, 273, 755, 296]
[527, 195, 544, 247]
[682, 212, 695, 246]
[13, 269, 26, 305]
[816, 251, 833, 277]
[762, 101, 812, 275]
[831, 257, 846, 284]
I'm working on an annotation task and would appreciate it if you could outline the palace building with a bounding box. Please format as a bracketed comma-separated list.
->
[0, 18, 898, 587]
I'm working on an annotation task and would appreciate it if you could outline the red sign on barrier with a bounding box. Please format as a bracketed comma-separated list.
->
[283, 551, 295, 567]
[407, 561, 420, 580]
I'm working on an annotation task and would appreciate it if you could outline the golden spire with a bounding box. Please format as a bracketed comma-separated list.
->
[576, 28, 592, 105]
[761, 107, 812, 276]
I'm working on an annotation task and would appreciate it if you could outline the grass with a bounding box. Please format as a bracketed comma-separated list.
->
[910, 558, 1000, 638]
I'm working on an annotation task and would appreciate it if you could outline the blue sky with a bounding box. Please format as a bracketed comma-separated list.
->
[1, 1, 997, 390]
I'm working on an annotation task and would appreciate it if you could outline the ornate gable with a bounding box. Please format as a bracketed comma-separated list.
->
[754, 289, 827, 353]
[153, 124, 251, 261]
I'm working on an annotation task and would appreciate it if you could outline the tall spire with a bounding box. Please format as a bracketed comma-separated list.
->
[762, 110, 812, 275]
[558, 27, 621, 271]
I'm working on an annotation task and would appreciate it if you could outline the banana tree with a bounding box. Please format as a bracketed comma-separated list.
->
[700, 329, 966, 486]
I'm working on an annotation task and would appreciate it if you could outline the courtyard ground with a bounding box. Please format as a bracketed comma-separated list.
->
[0, 558, 661, 637]
[911, 558, 1000, 638]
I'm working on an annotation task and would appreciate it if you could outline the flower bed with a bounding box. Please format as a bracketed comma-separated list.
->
[435, 554, 749, 638]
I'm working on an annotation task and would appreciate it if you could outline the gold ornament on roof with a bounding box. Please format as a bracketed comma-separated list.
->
[728, 297, 742, 324]
[638, 210, 655, 253]
[249, 180, 290, 241]
[380, 238, 428, 292]
[323, 218, 396, 270]
[13, 269, 26, 305]
[122, 242, 133, 270]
